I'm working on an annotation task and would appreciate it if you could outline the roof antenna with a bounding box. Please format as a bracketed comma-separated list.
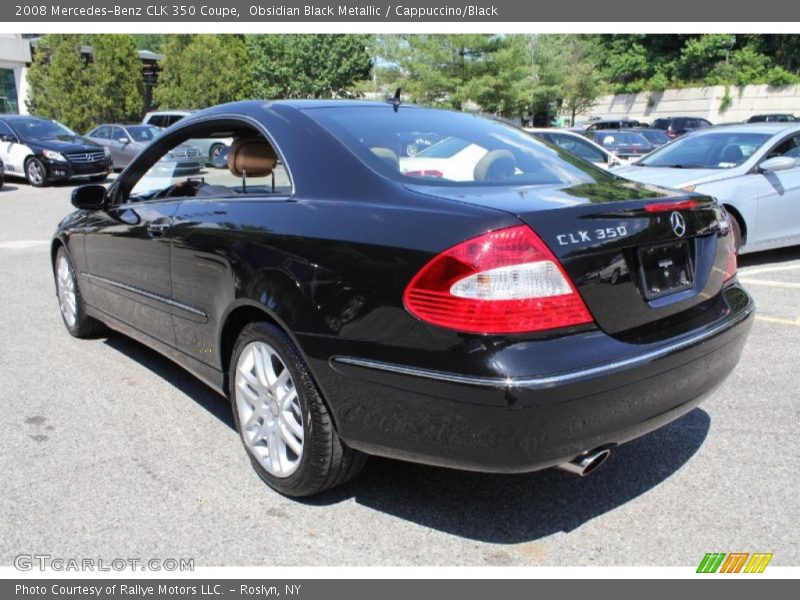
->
[388, 88, 402, 112]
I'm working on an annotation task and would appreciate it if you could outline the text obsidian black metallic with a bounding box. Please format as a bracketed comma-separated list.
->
[52, 100, 754, 496]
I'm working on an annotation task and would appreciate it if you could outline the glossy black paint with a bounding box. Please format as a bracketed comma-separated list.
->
[53, 100, 754, 473]
[2, 115, 112, 183]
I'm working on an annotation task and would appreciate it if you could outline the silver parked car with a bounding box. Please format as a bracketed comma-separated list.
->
[86, 124, 204, 174]
[142, 110, 230, 163]
[615, 123, 800, 253]
[525, 128, 626, 169]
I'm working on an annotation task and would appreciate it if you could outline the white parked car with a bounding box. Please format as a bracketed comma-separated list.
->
[525, 128, 625, 169]
[615, 123, 800, 253]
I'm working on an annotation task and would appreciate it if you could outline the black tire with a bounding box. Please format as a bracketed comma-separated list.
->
[228, 322, 366, 497]
[54, 246, 104, 338]
[89, 173, 108, 182]
[209, 143, 225, 163]
[25, 157, 48, 187]
[728, 211, 743, 253]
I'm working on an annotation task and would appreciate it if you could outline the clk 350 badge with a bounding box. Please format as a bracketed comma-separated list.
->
[556, 226, 628, 246]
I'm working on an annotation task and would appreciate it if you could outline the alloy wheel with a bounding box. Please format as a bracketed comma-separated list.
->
[234, 341, 304, 477]
[56, 254, 77, 328]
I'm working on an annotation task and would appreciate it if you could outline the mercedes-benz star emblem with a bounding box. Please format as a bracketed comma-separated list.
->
[670, 211, 686, 237]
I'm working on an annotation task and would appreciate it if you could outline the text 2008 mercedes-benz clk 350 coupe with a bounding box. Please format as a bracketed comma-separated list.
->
[52, 100, 754, 496]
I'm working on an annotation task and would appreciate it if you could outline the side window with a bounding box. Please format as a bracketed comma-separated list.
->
[126, 125, 291, 202]
[93, 125, 111, 139]
[147, 115, 165, 128]
[111, 126, 126, 142]
[552, 134, 605, 163]
[166, 115, 185, 127]
[767, 135, 800, 160]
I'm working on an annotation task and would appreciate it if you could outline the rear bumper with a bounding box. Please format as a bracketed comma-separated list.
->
[315, 284, 754, 473]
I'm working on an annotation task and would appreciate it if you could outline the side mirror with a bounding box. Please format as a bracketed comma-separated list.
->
[71, 185, 108, 210]
[759, 156, 796, 173]
[118, 137, 129, 145]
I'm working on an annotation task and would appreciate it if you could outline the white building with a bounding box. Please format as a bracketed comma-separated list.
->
[0, 34, 32, 114]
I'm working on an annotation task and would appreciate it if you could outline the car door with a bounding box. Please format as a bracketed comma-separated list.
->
[81, 172, 182, 346]
[110, 126, 137, 167]
[752, 133, 800, 247]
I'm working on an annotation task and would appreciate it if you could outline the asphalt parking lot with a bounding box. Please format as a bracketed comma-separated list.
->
[0, 175, 798, 567]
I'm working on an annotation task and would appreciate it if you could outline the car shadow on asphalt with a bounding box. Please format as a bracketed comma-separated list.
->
[101, 330, 711, 544]
[738, 245, 800, 268]
[101, 333, 235, 430]
[305, 409, 711, 543]
[0, 184, 20, 192]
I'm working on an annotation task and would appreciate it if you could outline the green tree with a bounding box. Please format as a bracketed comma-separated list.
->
[247, 35, 372, 99]
[155, 35, 251, 109]
[26, 34, 93, 131]
[559, 38, 605, 125]
[85, 34, 144, 124]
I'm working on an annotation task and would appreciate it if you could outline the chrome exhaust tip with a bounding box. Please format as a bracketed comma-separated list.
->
[556, 448, 611, 477]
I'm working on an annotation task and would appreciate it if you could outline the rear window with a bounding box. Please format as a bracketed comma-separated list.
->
[306, 106, 611, 187]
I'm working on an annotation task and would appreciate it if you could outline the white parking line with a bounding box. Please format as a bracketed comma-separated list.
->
[0, 240, 49, 249]
[756, 315, 800, 327]
[739, 264, 800, 276]
[739, 278, 800, 289]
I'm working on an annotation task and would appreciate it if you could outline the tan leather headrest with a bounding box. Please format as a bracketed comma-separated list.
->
[228, 136, 277, 177]
[474, 149, 515, 182]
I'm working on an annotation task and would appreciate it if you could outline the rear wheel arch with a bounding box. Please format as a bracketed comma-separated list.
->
[723, 203, 747, 247]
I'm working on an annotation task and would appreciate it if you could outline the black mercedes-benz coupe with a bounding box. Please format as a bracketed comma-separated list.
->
[52, 100, 754, 497]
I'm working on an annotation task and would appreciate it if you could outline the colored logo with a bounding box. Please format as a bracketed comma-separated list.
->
[696, 552, 773, 573]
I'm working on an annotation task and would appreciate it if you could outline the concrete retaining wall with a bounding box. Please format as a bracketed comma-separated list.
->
[576, 84, 800, 124]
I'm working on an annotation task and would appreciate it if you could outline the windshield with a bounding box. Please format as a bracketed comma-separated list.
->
[10, 118, 76, 139]
[638, 131, 771, 168]
[638, 130, 670, 145]
[127, 125, 162, 143]
[306, 106, 611, 187]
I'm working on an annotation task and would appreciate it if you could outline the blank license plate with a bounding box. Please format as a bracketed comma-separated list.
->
[638, 242, 693, 299]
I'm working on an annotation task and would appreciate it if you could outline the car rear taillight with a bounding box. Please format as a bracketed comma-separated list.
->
[724, 220, 737, 282]
[403, 225, 594, 334]
[644, 199, 700, 213]
[404, 169, 444, 178]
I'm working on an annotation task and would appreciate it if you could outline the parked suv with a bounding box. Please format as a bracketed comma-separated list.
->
[0, 115, 111, 187]
[651, 116, 712, 139]
[142, 110, 229, 163]
[747, 113, 798, 123]
[583, 119, 643, 131]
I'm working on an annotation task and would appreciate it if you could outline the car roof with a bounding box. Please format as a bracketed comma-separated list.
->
[1, 114, 53, 121]
[701, 122, 800, 135]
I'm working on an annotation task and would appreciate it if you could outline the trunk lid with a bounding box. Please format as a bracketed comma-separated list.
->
[406, 180, 731, 337]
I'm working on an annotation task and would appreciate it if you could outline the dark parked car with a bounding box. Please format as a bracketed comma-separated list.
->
[652, 116, 713, 139]
[583, 119, 642, 131]
[0, 115, 112, 187]
[86, 123, 204, 173]
[53, 100, 753, 497]
[587, 130, 656, 159]
[623, 127, 671, 147]
[747, 113, 798, 123]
